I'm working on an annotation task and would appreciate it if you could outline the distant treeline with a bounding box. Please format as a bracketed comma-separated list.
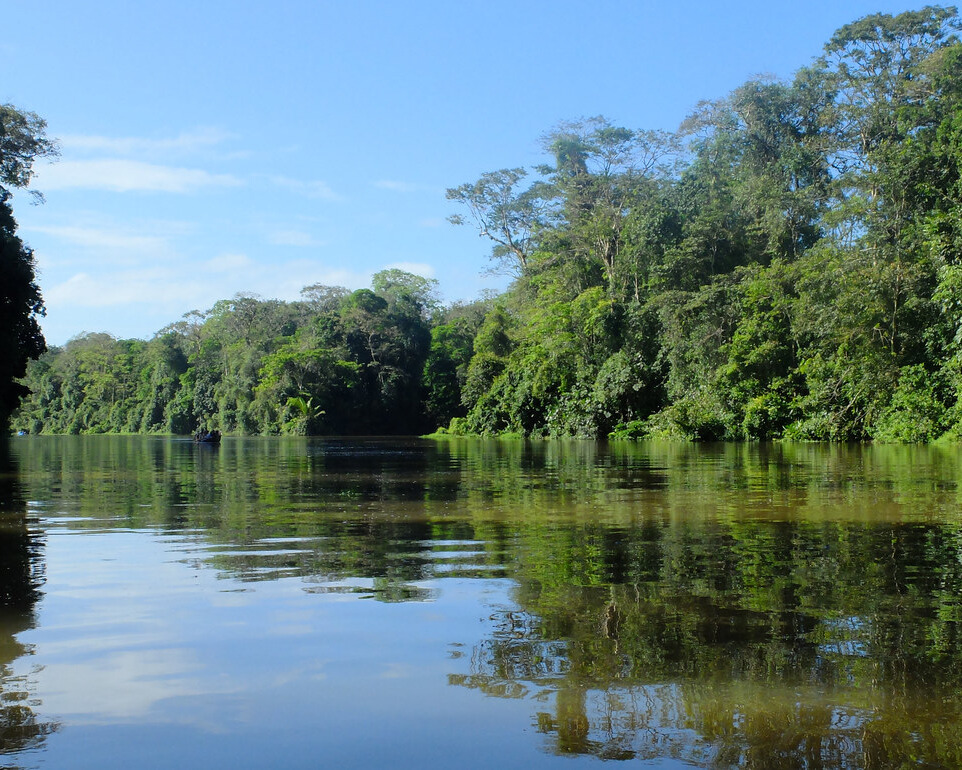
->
[13, 270, 480, 436]
[14, 7, 962, 441]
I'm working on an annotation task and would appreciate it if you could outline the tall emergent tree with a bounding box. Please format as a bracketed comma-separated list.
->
[0, 105, 57, 431]
[442, 7, 962, 442]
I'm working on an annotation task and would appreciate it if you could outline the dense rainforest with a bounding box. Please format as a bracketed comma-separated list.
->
[13, 270, 482, 436]
[13, 6, 962, 441]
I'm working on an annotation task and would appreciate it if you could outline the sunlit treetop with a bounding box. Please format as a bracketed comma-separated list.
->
[0, 104, 58, 202]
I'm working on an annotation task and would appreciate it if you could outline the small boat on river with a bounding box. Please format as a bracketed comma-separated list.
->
[194, 430, 222, 444]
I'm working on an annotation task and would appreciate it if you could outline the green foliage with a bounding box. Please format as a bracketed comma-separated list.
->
[0, 104, 57, 432]
[0, 104, 58, 201]
[14, 274, 439, 437]
[0, 195, 46, 431]
[15, 9, 962, 443]
[644, 391, 730, 441]
[442, 9, 962, 443]
[422, 317, 478, 427]
[872, 364, 951, 442]
[446, 168, 554, 273]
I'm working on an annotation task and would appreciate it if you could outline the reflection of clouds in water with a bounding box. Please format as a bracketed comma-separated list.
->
[39, 631, 186, 657]
[270, 624, 315, 636]
[38, 648, 208, 720]
[36, 647, 332, 727]
[28, 531, 337, 728]
[209, 591, 256, 608]
[452, 674, 949, 766]
[9, 437, 962, 766]
[0, 444, 59, 752]
[450, 599, 962, 766]
[450, 583, 962, 765]
[267, 608, 317, 637]
[379, 662, 413, 680]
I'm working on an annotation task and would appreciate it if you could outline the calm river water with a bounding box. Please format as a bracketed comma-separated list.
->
[1, 436, 961, 768]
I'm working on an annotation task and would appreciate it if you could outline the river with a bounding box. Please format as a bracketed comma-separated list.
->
[1, 436, 961, 768]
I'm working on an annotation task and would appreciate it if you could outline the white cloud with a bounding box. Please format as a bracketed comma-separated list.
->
[418, 217, 443, 228]
[59, 127, 234, 157]
[35, 159, 243, 193]
[384, 261, 436, 278]
[374, 179, 418, 193]
[43, 257, 373, 315]
[202, 253, 254, 273]
[45, 270, 208, 308]
[29, 225, 169, 255]
[270, 175, 339, 200]
[265, 261, 371, 299]
[268, 230, 324, 247]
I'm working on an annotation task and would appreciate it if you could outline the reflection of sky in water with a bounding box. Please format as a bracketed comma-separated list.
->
[11, 525, 943, 769]
[7, 437, 962, 767]
[12, 530, 570, 769]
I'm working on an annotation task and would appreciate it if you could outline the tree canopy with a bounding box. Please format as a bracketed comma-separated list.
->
[15, 7, 962, 442]
[0, 104, 56, 432]
[439, 6, 962, 443]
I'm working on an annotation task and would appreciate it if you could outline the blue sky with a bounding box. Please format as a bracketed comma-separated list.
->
[5, 0, 923, 344]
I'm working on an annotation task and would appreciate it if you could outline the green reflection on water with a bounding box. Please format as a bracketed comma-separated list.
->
[7, 435, 962, 766]
[0, 442, 58, 756]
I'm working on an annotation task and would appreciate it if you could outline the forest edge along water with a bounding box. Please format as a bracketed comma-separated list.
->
[9, 10, 962, 446]
[3, 6, 962, 768]
[0, 435, 960, 767]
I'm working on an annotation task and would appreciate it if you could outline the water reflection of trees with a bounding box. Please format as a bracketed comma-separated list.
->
[452, 516, 962, 766]
[15, 435, 962, 526]
[0, 441, 57, 756]
[10, 436, 962, 764]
